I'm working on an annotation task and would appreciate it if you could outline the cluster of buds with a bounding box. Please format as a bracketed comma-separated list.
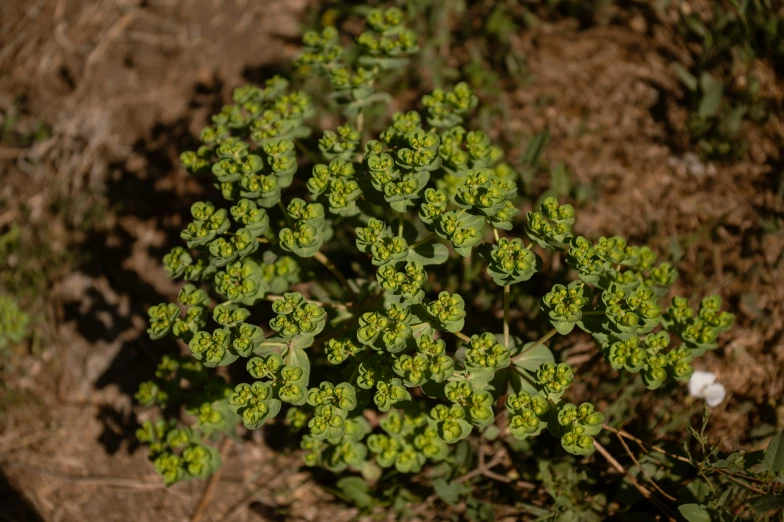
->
[268, 292, 327, 341]
[663, 296, 735, 355]
[325, 336, 364, 365]
[137, 419, 222, 486]
[525, 197, 575, 250]
[367, 411, 448, 473]
[214, 259, 266, 305]
[465, 332, 511, 371]
[487, 237, 538, 286]
[425, 291, 467, 332]
[506, 391, 549, 440]
[357, 304, 413, 353]
[228, 381, 280, 429]
[542, 281, 592, 335]
[600, 284, 662, 339]
[454, 168, 517, 223]
[307, 158, 362, 217]
[376, 261, 427, 304]
[319, 123, 362, 161]
[356, 7, 418, 70]
[536, 362, 575, 400]
[434, 210, 484, 257]
[423, 82, 479, 128]
[180, 202, 230, 248]
[415, 335, 455, 383]
[556, 402, 604, 456]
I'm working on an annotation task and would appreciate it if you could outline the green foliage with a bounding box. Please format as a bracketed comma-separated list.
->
[675, 0, 784, 161]
[136, 6, 737, 497]
[0, 295, 29, 352]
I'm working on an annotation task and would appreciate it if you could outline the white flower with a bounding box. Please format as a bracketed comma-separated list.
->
[688, 370, 726, 407]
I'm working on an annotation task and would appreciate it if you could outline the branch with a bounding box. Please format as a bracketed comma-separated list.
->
[602, 424, 690, 463]
[313, 250, 357, 302]
[191, 436, 233, 522]
[593, 439, 653, 500]
[511, 328, 557, 362]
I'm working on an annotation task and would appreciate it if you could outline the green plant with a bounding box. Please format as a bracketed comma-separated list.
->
[675, 0, 784, 161]
[137, 6, 737, 496]
[0, 295, 29, 354]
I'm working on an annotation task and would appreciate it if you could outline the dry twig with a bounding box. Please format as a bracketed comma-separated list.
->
[191, 436, 234, 522]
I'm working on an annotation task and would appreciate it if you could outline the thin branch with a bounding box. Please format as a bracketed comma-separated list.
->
[715, 470, 768, 495]
[602, 424, 690, 463]
[615, 432, 677, 501]
[452, 331, 471, 343]
[313, 250, 356, 302]
[503, 285, 510, 348]
[511, 328, 557, 362]
[593, 439, 653, 500]
[1, 459, 162, 489]
[409, 232, 437, 250]
[191, 436, 233, 522]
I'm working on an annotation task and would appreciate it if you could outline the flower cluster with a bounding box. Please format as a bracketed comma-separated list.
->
[366, 410, 448, 473]
[525, 197, 575, 249]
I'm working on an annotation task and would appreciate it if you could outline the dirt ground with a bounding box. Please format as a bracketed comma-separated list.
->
[1, 0, 782, 521]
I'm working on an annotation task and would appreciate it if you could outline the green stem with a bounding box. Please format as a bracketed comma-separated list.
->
[453, 331, 471, 343]
[295, 139, 321, 165]
[512, 327, 558, 362]
[277, 200, 294, 228]
[409, 232, 436, 250]
[313, 250, 356, 302]
[503, 285, 510, 348]
[511, 365, 537, 388]
[398, 216, 403, 237]
[356, 111, 364, 133]
[493, 228, 500, 242]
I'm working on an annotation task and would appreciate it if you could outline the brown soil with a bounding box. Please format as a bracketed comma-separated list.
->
[1, 1, 782, 521]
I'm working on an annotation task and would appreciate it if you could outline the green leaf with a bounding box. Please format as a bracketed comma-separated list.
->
[761, 428, 784, 473]
[674, 63, 698, 92]
[283, 345, 311, 384]
[336, 476, 375, 509]
[407, 241, 449, 265]
[698, 73, 724, 119]
[432, 478, 469, 506]
[749, 494, 784, 515]
[513, 342, 554, 372]
[678, 504, 711, 522]
[522, 127, 549, 167]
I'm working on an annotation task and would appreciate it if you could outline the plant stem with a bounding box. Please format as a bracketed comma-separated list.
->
[453, 331, 471, 343]
[593, 439, 654, 501]
[398, 216, 403, 237]
[602, 424, 691, 463]
[191, 436, 233, 522]
[503, 285, 510, 347]
[313, 250, 356, 302]
[356, 111, 364, 133]
[409, 232, 436, 250]
[512, 327, 557, 362]
[493, 228, 500, 242]
[277, 199, 294, 228]
[511, 365, 537, 388]
[295, 139, 321, 165]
